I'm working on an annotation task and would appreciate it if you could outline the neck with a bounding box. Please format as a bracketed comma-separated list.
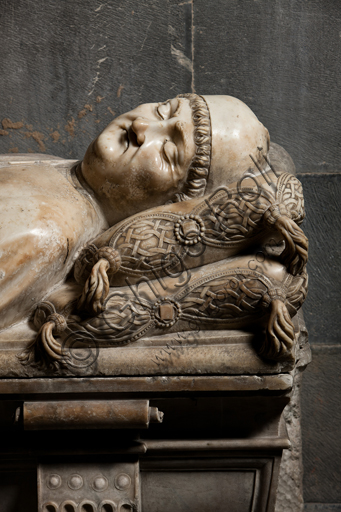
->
[70, 162, 109, 230]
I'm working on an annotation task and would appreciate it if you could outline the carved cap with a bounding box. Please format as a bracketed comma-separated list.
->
[202, 95, 270, 193]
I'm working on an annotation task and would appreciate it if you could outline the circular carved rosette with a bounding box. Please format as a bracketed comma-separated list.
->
[174, 214, 205, 246]
[151, 298, 182, 328]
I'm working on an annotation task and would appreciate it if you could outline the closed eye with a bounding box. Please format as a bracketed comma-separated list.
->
[157, 101, 171, 120]
[163, 140, 178, 167]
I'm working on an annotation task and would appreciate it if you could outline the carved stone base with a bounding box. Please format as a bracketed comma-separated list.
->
[0, 314, 310, 511]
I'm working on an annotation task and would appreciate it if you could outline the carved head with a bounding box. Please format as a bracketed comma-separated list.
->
[81, 94, 269, 224]
[81, 96, 196, 224]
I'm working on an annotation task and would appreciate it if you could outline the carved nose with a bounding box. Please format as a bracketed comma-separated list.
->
[131, 118, 149, 146]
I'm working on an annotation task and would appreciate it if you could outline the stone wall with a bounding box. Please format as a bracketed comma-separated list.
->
[0, 1, 340, 509]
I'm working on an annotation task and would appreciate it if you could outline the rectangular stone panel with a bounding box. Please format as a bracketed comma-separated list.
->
[142, 470, 255, 512]
[141, 458, 276, 512]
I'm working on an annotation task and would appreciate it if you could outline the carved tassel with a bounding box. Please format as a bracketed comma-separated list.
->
[275, 215, 308, 275]
[260, 289, 295, 361]
[18, 305, 68, 367]
[39, 313, 67, 362]
[263, 204, 308, 275]
[77, 246, 121, 315]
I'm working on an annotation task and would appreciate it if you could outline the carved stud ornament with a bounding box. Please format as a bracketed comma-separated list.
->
[39, 462, 138, 512]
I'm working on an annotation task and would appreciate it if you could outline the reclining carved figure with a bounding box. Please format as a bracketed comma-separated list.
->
[0, 94, 308, 368]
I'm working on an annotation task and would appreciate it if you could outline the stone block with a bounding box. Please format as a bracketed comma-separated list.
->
[301, 345, 341, 503]
[298, 173, 341, 345]
[193, 0, 341, 173]
[0, 0, 192, 158]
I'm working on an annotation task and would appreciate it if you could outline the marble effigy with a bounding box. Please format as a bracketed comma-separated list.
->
[0, 95, 310, 512]
[0, 94, 308, 376]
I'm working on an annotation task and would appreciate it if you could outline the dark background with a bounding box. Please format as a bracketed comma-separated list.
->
[0, 1, 340, 509]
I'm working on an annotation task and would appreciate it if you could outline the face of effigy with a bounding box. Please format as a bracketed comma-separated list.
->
[81, 97, 196, 225]
[81, 94, 270, 226]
